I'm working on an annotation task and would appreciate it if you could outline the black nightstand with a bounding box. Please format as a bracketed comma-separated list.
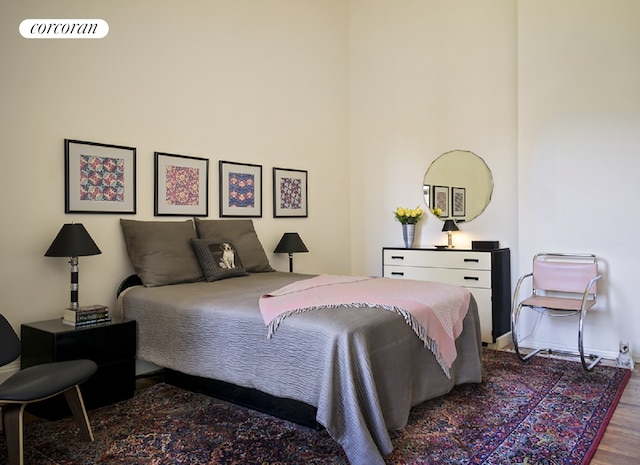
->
[20, 317, 136, 420]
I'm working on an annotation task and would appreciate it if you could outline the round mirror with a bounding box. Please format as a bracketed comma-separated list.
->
[423, 150, 493, 222]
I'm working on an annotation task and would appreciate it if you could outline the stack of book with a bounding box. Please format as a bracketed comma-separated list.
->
[63, 304, 111, 327]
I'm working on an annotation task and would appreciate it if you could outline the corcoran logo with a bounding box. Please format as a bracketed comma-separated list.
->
[19, 19, 109, 39]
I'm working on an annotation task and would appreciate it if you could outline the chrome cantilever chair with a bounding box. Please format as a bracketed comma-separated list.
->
[511, 253, 603, 372]
[0, 314, 97, 465]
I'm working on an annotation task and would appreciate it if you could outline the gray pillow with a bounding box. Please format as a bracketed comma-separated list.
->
[120, 219, 203, 287]
[194, 218, 274, 272]
[191, 238, 249, 281]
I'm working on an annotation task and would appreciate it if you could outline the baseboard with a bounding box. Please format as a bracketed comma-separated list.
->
[518, 340, 621, 362]
[135, 359, 162, 376]
[488, 331, 512, 350]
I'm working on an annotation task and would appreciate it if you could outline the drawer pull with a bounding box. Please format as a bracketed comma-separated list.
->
[464, 258, 480, 263]
[391, 272, 405, 276]
[464, 276, 480, 281]
[390, 255, 405, 260]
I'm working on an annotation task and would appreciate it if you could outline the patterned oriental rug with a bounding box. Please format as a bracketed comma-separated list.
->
[0, 349, 630, 465]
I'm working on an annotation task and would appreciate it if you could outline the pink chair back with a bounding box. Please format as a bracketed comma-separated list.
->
[532, 260, 598, 294]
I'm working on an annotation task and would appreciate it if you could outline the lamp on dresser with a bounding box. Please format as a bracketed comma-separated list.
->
[442, 219, 459, 249]
[45, 223, 101, 310]
[274, 232, 308, 272]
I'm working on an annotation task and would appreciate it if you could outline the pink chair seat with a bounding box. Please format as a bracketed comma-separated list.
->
[520, 295, 596, 312]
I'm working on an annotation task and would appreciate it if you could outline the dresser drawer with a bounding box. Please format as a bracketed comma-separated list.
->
[384, 265, 491, 289]
[383, 249, 491, 270]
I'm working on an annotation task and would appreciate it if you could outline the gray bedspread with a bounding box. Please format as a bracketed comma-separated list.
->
[116, 272, 483, 465]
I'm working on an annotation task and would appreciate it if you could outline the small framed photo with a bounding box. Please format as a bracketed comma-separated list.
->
[451, 186, 466, 218]
[433, 185, 449, 218]
[154, 152, 209, 216]
[219, 160, 262, 217]
[273, 167, 308, 218]
[65, 139, 136, 214]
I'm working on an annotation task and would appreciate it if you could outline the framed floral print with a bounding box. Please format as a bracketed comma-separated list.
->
[154, 152, 209, 216]
[219, 160, 262, 217]
[65, 139, 136, 214]
[273, 167, 308, 218]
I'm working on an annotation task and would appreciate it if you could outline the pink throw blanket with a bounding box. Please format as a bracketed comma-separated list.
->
[259, 275, 470, 377]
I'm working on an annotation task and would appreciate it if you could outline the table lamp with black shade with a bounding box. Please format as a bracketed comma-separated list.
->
[274, 232, 308, 272]
[45, 223, 101, 309]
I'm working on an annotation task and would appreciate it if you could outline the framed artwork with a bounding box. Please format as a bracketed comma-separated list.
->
[433, 185, 449, 218]
[154, 152, 209, 216]
[64, 139, 136, 214]
[219, 160, 262, 217]
[451, 186, 466, 218]
[273, 167, 308, 218]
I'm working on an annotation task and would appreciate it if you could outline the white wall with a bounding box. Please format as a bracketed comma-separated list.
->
[517, 0, 640, 358]
[0, 0, 350, 337]
[348, 0, 519, 278]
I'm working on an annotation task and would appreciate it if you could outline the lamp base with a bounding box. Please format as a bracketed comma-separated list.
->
[69, 256, 79, 310]
[447, 232, 454, 249]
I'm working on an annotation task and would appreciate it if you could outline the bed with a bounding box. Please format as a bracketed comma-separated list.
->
[115, 218, 483, 465]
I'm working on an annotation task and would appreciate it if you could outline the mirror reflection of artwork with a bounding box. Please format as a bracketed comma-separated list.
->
[433, 185, 449, 217]
[452, 187, 466, 217]
[423, 150, 493, 223]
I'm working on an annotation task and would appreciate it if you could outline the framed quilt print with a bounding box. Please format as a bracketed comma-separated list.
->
[219, 160, 262, 217]
[65, 139, 136, 214]
[154, 152, 209, 216]
[273, 167, 308, 217]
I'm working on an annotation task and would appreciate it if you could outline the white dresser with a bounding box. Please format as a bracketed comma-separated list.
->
[382, 247, 511, 344]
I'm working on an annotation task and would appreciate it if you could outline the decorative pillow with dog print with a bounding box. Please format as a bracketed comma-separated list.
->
[193, 218, 274, 273]
[191, 238, 249, 282]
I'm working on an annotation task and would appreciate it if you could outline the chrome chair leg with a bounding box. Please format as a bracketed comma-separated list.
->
[579, 307, 602, 372]
[512, 303, 542, 361]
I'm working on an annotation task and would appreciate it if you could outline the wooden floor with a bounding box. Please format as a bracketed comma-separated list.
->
[590, 365, 640, 464]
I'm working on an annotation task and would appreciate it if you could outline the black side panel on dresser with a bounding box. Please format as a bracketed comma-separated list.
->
[490, 248, 511, 342]
[20, 319, 136, 420]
